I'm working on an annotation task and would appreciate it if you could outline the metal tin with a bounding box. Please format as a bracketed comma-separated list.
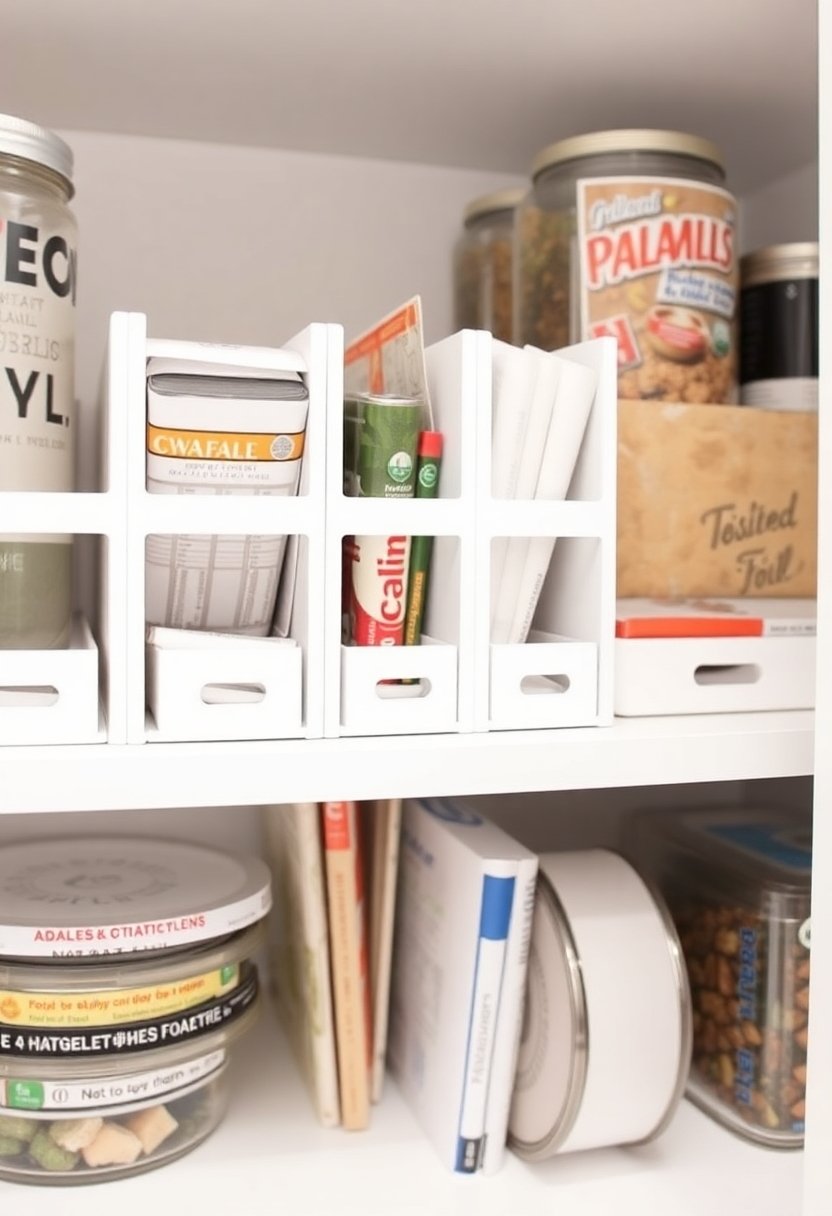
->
[0, 837, 272, 960]
[455, 189, 524, 340]
[517, 128, 738, 404]
[740, 242, 818, 410]
[508, 849, 691, 1159]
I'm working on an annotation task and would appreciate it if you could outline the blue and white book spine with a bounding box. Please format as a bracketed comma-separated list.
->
[481, 853, 539, 1172]
[455, 871, 514, 1173]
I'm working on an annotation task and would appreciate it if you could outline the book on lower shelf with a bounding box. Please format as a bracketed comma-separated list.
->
[262, 803, 340, 1128]
[387, 797, 538, 1174]
[321, 800, 372, 1131]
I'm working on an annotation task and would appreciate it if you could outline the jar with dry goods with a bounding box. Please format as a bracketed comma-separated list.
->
[515, 129, 739, 404]
[453, 188, 523, 342]
[0, 114, 77, 649]
[740, 242, 818, 411]
[636, 806, 811, 1147]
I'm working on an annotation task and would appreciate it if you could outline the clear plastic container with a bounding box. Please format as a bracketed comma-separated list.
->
[515, 128, 739, 403]
[0, 993, 259, 1184]
[0, 114, 77, 649]
[740, 242, 819, 411]
[638, 807, 811, 1147]
[453, 188, 523, 341]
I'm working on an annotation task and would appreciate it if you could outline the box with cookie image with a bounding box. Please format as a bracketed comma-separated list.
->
[634, 805, 811, 1148]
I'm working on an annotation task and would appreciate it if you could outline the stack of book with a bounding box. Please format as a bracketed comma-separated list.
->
[263, 799, 402, 1129]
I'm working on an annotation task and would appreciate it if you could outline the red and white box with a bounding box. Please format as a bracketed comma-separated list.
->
[614, 597, 817, 717]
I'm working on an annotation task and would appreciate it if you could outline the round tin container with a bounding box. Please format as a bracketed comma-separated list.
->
[740, 242, 818, 411]
[0, 922, 263, 1031]
[508, 849, 691, 1158]
[0, 836, 271, 960]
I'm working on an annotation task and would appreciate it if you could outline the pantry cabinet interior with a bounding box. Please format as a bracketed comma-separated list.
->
[0, 1, 825, 1213]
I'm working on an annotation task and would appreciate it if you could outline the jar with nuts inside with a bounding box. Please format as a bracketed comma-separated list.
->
[453, 188, 524, 342]
[635, 806, 811, 1147]
[515, 129, 739, 403]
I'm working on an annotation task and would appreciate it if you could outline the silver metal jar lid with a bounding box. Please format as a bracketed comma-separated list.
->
[531, 128, 724, 181]
[463, 187, 526, 227]
[0, 113, 74, 191]
[741, 242, 819, 287]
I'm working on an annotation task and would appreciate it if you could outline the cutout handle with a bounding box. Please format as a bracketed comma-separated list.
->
[201, 683, 266, 705]
[374, 679, 432, 701]
[694, 664, 761, 687]
[0, 685, 59, 707]
[520, 674, 571, 696]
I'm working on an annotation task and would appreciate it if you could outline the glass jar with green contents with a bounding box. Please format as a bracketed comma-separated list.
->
[0, 114, 77, 648]
[453, 188, 523, 342]
[515, 129, 739, 403]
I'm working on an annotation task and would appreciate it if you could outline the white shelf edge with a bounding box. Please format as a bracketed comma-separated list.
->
[0, 710, 813, 813]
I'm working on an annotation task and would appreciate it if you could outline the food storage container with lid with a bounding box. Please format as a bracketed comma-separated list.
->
[637, 806, 811, 1146]
[515, 128, 738, 403]
[740, 242, 818, 411]
[453, 187, 524, 341]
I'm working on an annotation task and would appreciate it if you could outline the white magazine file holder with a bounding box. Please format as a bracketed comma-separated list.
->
[0, 331, 126, 745]
[326, 329, 484, 736]
[478, 336, 617, 732]
[108, 311, 328, 743]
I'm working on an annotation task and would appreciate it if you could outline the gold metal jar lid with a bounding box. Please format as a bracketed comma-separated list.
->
[741, 242, 818, 287]
[463, 187, 526, 227]
[531, 129, 724, 181]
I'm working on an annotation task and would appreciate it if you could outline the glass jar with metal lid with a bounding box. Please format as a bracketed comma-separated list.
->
[0, 113, 77, 649]
[740, 242, 818, 411]
[515, 129, 739, 403]
[453, 188, 524, 342]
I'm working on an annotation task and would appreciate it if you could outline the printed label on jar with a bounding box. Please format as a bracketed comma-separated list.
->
[0, 1048, 225, 1113]
[0, 213, 76, 507]
[576, 176, 738, 403]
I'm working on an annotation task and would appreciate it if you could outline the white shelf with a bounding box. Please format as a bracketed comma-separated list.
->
[6, 1001, 800, 1215]
[0, 712, 813, 813]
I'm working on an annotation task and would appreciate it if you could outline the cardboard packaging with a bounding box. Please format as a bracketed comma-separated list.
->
[617, 402, 818, 598]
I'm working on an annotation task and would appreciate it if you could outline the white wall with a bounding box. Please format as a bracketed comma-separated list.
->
[740, 158, 818, 252]
[64, 128, 522, 485]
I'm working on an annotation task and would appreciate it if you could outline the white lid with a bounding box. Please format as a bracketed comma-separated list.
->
[0, 837, 271, 959]
[507, 873, 587, 1158]
[0, 113, 73, 187]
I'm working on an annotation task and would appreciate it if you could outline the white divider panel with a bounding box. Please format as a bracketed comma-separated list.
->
[110, 312, 330, 743]
[478, 336, 617, 732]
[326, 329, 481, 736]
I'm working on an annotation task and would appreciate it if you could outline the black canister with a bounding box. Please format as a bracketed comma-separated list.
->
[740, 242, 818, 411]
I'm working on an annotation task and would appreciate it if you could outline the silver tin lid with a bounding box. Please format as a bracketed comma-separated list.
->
[0, 113, 73, 190]
[532, 128, 724, 181]
[507, 871, 588, 1160]
[741, 242, 819, 287]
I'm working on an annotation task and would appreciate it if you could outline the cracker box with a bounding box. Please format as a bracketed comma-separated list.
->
[617, 402, 817, 598]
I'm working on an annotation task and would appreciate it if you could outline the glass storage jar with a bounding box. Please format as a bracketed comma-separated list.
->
[453, 188, 523, 342]
[635, 806, 811, 1147]
[740, 242, 818, 411]
[515, 129, 739, 404]
[0, 114, 77, 649]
